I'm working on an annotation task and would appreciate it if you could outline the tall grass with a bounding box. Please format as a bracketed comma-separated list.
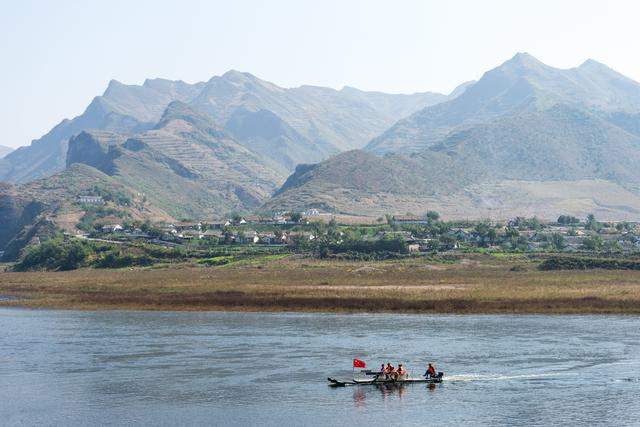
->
[2, 255, 640, 313]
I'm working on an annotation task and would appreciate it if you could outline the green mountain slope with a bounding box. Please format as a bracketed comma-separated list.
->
[0, 163, 153, 261]
[66, 102, 285, 219]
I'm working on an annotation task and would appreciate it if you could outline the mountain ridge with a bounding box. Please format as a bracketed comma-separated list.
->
[0, 72, 455, 184]
[366, 52, 640, 154]
[268, 54, 640, 220]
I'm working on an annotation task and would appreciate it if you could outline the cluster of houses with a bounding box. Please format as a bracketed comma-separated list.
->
[93, 214, 322, 246]
[86, 206, 640, 254]
[512, 224, 640, 252]
[385, 215, 640, 253]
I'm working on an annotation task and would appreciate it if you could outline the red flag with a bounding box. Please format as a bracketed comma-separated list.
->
[353, 359, 366, 368]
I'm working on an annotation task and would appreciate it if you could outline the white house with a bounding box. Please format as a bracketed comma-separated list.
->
[77, 196, 105, 205]
[102, 224, 123, 233]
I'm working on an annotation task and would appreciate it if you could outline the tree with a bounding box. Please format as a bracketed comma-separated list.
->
[581, 235, 603, 251]
[549, 233, 565, 251]
[385, 214, 397, 230]
[487, 228, 498, 245]
[616, 222, 632, 232]
[14, 238, 90, 271]
[585, 214, 601, 231]
[426, 210, 440, 221]
[290, 212, 303, 223]
[513, 235, 529, 251]
[505, 227, 520, 239]
[439, 235, 457, 250]
[474, 222, 495, 247]
[223, 228, 235, 244]
[425, 239, 440, 252]
[510, 216, 543, 231]
[604, 240, 623, 254]
[557, 215, 580, 225]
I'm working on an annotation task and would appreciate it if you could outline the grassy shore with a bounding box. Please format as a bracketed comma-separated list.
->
[2, 254, 640, 313]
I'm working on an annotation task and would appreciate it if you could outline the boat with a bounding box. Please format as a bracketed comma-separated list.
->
[328, 370, 444, 387]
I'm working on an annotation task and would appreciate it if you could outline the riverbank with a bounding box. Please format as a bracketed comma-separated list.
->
[2, 254, 640, 313]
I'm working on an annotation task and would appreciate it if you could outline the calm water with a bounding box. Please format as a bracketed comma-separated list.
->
[1, 309, 640, 426]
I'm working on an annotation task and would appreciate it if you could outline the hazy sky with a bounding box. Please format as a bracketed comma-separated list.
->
[2, 0, 640, 148]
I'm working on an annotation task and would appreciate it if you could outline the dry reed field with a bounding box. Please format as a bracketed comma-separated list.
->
[2, 255, 640, 313]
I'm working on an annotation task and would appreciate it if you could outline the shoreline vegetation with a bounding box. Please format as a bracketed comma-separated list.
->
[3, 254, 640, 314]
[4, 213, 640, 314]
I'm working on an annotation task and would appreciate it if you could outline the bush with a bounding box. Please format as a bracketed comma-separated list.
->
[197, 255, 235, 266]
[557, 215, 580, 225]
[14, 239, 90, 271]
[94, 250, 154, 268]
[77, 206, 128, 231]
[328, 236, 408, 255]
[539, 256, 640, 271]
[329, 251, 409, 261]
[581, 235, 604, 251]
[87, 185, 132, 206]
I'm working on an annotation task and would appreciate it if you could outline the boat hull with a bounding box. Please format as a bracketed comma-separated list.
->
[328, 375, 443, 387]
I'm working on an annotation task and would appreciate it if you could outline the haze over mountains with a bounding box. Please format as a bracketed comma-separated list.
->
[0, 146, 12, 158]
[367, 53, 640, 153]
[270, 53, 640, 220]
[0, 70, 456, 185]
[3, 52, 640, 259]
[0, 69, 466, 257]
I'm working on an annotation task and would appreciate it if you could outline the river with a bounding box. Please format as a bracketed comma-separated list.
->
[1, 309, 639, 426]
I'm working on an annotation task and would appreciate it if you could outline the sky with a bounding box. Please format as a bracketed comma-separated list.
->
[2, 0, 640, 149]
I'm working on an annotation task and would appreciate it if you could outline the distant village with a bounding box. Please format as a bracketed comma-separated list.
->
[72, 194, 640, 256]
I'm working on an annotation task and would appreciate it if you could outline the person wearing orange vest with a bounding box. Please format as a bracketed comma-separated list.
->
[396, 364, 408, 379]
[383, 362, 394, 379]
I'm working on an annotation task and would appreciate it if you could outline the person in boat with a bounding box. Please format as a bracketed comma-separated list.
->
[383, 362, 395, 379]
[389, 363, 406, 381]
[396, 363, 408, 380]
[424, 363, 436, 378]
[377, 363, 385, 379]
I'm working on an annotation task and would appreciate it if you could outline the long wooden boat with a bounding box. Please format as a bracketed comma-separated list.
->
[328, 373, 443, 387]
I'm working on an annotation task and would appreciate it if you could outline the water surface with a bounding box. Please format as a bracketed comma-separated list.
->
[1, 309, 639, 426]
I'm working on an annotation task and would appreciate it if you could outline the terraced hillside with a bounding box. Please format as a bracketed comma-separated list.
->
[0, 79, 203, 184]
[66, 102, 285, 219]
[0, 71, 457, 185]
[0, 163, 162, 261]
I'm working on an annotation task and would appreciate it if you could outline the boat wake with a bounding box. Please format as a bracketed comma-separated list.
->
[445, 372, 572, 382]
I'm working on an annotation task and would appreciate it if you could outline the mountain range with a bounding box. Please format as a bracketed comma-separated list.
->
[269, 53, 640, 219]
[0, 71, 467, 257]
[0, 71, 461, 184]
[4, 52, 640, 260]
